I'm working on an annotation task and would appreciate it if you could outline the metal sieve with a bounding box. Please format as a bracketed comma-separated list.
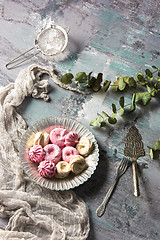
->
[6, 25, 69, 70]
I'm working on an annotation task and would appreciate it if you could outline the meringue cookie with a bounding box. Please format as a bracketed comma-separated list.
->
[55, 161, 71, 178]
[50, 127, 68, 148]
[44, 144, 61, 164]
[65, 131, 79, 147]
[28, 145, 45, 163]
[27, 134, 35, 148]
[62, 146, 79, 163]
[76, 137, 92, 156]
[34, 132, 50, 147]
[38, 160, 56, 178]
[69, 155, 88, 175]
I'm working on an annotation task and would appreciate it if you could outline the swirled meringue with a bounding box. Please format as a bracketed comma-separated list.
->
[69, 155, 88, 175]
[44, 144, 61, 164]
[76, 137, 92, 156]
[62, 146, 79, 163]
[55, 161, 71, 178]
[28, 145, 45, 163]
[65, 131, 79, 147]
[50, 127, 68, 149]
[38, 160, 56, 178]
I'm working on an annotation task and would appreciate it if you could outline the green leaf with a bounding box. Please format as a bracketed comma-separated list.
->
[129, 77, 137, 88]
[119, 107, 124, 116]
[154, 141, 160, 150]
[140, 92, 151, 105]
[145, 69, 153, 81]
[75, 72, 87, 83]
[136, 73, 147, 85]
[150, 149, 154, 160]
[123, 76, 130, 84]
[152, 66, 158, 70]
[88, 72, 93, 82]
[90, 114, 104, 127]
[90, 119, 99, 127]
[130, 93, 136, 112]
[103, 80, 111, 92]
[102, 111, 109, 118]
[108, 116, 117, 124]
[119, 96, 124, 108]
[146, 85, 152, 94]
[118, 77, 126, 91]
[90, 73, 103, 92]
[155, 78, 160, 82]
[112, 103, 117, 113]
[112, 80, 119, 92]
[61, 73, 74, 84]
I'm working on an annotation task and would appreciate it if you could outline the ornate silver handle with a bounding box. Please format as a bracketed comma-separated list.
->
[96, 179, 118, 217]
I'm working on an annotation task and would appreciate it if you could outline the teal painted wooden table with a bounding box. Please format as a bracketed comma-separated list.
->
[1, 1, 160, 239]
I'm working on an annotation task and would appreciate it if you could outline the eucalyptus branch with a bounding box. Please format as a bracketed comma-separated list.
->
[60, 66, 160, 128]
[90, 65, 160, 127]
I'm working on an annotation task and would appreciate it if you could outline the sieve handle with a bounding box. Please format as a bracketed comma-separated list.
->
[65, 26, 70, 33]
[6, 47, 39, 70]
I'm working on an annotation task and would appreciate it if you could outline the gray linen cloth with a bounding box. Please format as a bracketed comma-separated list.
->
[0, 65, 90, 240]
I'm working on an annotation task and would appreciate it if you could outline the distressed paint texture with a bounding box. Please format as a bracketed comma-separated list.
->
[1, 0, 160, 239]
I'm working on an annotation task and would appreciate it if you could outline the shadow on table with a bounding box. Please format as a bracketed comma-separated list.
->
[74, 145, 110, 240]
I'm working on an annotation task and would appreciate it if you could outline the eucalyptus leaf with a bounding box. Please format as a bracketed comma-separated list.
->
[91, 73, 102, 92]
[75, 72, 87, 83]
[130, 93, 136, 112]
[90, 119, 99, 127]
[129, 77, 137, 88]
[150, 149, 154, 160]
[88, 72, 93, 82]
[112, 103, 117, 113]
[61, 73, 74, 84]
[108, 116, 117, 124]
[103, 80, 111, 92]
[102, 111, 109, 118]
[123, 76, 130, 84]
[112, 80, 119, 92]
[154, 141, 160, 150]
[119, 107, 124, 116]
[139, 92, 151, 105]
[145, 69, 153, 81]
[118, 77, 126, 91]
[136, 73, 147, 85]
[152, 66, 158, 70]
[147, 85, 152, 94]
[119, 96, 124, 108]
[90, 114, 104, 127]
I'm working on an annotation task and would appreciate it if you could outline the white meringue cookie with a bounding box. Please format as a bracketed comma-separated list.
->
[34, 132, 43, 145]
[69, 155, 88, 175]
[55, 161, 71, 178]
[40, 132, 50, 147]
[27, 133, 36, 148]
[34, 132, 50, 147]
[76, 137, 92, 156]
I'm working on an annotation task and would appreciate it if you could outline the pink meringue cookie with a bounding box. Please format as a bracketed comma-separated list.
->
[44, 144, 61, 164]
[62, 146, 79, 163]
[28, 145, 45, 163]
[65, 131, 79, 147]
[38, 160, 56, 178]
[50, 127, 68, 149]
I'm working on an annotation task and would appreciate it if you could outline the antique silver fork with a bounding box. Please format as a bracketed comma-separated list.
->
[96, 157, 130, 217]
